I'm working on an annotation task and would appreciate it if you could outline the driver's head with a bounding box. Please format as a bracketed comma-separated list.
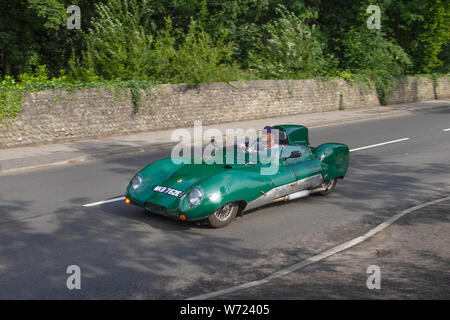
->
[263, 126, 273, 144]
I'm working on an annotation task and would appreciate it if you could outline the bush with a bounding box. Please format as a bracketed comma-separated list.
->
[248, 6, 332, 80]
[0, 64, 158, 122]
[171, 20, 243, 86]
[341, 27, 412, 104]
[69, 0, 242, 86]
[72, 0, 155, 81]
[0, 76, 22, 122]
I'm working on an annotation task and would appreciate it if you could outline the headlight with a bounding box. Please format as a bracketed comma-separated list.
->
[188, 187, 203, 207]
[131, 173, 143, 190]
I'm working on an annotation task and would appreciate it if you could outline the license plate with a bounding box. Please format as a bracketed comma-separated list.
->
[152, 185, 184, 197]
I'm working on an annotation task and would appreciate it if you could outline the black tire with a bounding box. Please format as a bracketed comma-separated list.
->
[317, 178, 337, 195]
[207, 202, 239, 228]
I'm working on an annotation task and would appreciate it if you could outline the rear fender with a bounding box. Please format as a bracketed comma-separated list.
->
[313, 143, 349, 180]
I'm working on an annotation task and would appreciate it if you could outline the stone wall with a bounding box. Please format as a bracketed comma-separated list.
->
[387, 76, 436, 104]
[0, 76, 448, 148]
[436, 76, 450, 99]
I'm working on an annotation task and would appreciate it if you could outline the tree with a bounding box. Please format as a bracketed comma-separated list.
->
[171, 19, 240, 85]
[248, 6, 331, 79]
[0, 0, 104, 78]
[0, 0, 65, 76]
[414, 0, 450, 73]
[72, 0, 240, 84]
[77, 0, 155, 80]
[341, 27, 411, 103]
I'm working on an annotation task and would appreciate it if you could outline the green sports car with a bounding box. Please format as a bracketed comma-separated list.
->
[125, 125, 349, 228]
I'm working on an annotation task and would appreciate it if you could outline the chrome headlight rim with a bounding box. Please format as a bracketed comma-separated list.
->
[187, 186, 203, 207]
[130, 173, 144, 191]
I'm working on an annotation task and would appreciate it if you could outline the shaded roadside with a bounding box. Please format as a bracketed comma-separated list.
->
[216, 199, 450, 299]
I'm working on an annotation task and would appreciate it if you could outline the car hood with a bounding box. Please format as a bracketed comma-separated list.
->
[129, 159, 236, 210]
[150, 162, 230, 192]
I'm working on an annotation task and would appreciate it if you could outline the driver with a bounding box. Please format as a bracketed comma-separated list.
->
[262, 126, 279, 149]
[240, 126, 280, 153]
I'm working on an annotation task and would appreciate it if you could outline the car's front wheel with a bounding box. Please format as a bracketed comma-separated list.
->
[207, 202, 239, 228]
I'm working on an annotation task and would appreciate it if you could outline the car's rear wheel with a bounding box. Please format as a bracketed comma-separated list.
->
[317, 178, 337, 195]
[207, 202, 239, 228]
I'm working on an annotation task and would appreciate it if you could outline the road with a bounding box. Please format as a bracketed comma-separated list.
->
[0, 103, 449, 299]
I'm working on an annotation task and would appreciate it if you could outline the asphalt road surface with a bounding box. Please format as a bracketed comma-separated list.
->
[0, 104, 449, 299]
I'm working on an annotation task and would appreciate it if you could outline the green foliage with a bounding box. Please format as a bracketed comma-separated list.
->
[342, 28, 411, 75]
[341, 27, 412, 104]
[69, 0, 241, 85]
[27, 0, 66, 31]
[18, 65, 50, 84]
[248, 6, 332, 80]
[130, 87, 141, 113]
[144, 18, 178, 83]
[1, 0, 449, 108]
[79, 0, 155, 80]
[127, 80, 148, 113]
[0, 0, 82, 77]
[414, 0, 450, 73]
[171, 20, 242, 86]
[0, 65, 157, 122]
[0, 76, 23, 122]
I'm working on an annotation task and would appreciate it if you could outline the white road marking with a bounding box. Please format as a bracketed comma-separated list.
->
[349, 137, 410, 152]
[187, 195, 450, 300]
[443, 128, 450, 132]
[83, 196, 125, 207]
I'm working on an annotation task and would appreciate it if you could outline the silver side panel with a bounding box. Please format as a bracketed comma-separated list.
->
[244, 174, 323, 211]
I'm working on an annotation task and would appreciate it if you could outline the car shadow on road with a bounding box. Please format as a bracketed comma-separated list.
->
[0, 198, 289, 299]
[320, 153, 450, 223]
[96, 200, 211, 231]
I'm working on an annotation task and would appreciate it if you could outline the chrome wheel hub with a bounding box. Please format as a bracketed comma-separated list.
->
[214, 204, 234, 221]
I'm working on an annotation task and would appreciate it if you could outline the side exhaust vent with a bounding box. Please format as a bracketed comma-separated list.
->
[272, 190, 311, 203]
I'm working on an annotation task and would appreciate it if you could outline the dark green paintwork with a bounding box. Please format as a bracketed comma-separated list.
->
[125, 125, 349, 221]
[273, 125, 309, 145]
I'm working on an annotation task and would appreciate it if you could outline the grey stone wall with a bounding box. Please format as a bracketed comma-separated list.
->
[387, 76, 436, 104]
[436, 76, 450, 99]
[0, 76, 448, 148]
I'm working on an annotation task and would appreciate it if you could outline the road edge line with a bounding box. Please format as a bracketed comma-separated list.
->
[187, 195, 450, 300]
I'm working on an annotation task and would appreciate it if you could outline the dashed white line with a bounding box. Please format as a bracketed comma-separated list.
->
[83, 196, 125, 207]
[443, 128, 450, 132]
[187, 195, 450, 300]
[349, 137, 410, 152]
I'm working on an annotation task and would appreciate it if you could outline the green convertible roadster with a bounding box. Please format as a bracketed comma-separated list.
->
[125, 125, 349, 228]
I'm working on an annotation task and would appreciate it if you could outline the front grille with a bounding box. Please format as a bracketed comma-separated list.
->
[145, 202, 168, 215]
